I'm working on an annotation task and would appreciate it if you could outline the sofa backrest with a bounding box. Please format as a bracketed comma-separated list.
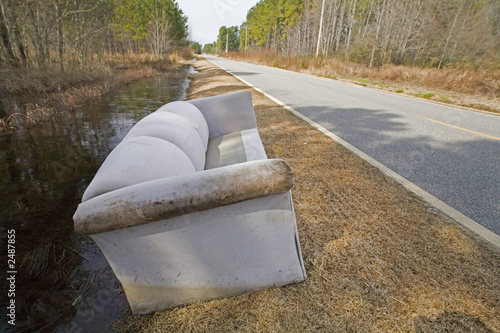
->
[81, 101, 209, 202]
[188, 91, 256, 138]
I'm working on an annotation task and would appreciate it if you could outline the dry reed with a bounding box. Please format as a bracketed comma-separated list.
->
[0, 59, 167, 134]
[113, 59, 500, 333]
[0, 51, 199, 134]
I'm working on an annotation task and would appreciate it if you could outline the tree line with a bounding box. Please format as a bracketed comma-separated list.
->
[0, 0, 188, 72]
[203, 26, 240, 54]
[210, 0, 499, 68]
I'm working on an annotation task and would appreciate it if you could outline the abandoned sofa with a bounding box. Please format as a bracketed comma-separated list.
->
[73, 91, 306, 314]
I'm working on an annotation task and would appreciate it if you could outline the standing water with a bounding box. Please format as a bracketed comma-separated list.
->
[1, 65, 194, 332]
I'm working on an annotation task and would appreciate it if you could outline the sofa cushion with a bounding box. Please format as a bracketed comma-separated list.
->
[82, 136, 196, 202]
[157, 101, 209, 150]
[205, 128, 267, 169]
[205, 132, 246, 169]
[125, 112, 206, 171]
[241, 128, 268, 161]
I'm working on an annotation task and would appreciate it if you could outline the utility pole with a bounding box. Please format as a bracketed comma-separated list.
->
[226, 32, 229, 52]
[315, 0, 326, 57]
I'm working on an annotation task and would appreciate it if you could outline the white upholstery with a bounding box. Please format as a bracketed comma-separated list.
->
[81, 136, 195, 202]
[241, 128, 268, 161]
[74, 91, 306, 315]
[189, 90, 257, 138]
[205, 132, 247, 169]
[157, 101, 209, 149]
[205, 128, 267, 169]
[125, 112, 206, 171]
[91, 192, 303, 314]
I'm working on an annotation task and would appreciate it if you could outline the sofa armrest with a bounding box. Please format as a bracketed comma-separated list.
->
[188, 91, 257, 138]
[73, 159, 294, 235]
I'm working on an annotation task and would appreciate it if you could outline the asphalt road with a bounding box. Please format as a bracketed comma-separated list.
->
[204, 55, 500, 236]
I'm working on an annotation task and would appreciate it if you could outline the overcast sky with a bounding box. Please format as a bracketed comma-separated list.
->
[176, 0, 259, 45]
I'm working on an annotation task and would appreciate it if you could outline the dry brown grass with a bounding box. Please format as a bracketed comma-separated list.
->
[226, 51, 500, 113]
[113, 58, 500, 333]
[0, 51, 198, 133]
[0, 83, 111, 133]
[0, 57, 171, 133]
[0, 61, 114, 95]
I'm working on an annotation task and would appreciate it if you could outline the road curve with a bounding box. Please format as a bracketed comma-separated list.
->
[204, 55, 500, 239]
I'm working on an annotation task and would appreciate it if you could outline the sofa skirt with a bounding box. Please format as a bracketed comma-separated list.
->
[91, 191, 306, 314]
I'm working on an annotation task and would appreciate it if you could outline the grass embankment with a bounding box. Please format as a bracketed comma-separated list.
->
[225, 51, 500, 114]
[114, 58, 500, 332]
[0, 51, 191, 133]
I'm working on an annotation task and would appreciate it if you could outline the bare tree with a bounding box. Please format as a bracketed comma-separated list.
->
[438, 0, 464, 68]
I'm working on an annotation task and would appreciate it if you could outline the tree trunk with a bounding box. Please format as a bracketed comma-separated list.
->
[315, 0, 326, 57]
[55, 0, 64, 71]
[369, 0, 387, 68]
[335, 0, 346, 52]
[27, 2, 46, 68]
[0, 1, 17, 66]
[438, 0, 463, 69]
[345, 0, 358, 60]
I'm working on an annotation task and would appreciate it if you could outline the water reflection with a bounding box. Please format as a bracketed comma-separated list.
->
[0, 66, 193, 332]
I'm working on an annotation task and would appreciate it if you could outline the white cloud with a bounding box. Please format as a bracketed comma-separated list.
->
[176, 0, 258, 45]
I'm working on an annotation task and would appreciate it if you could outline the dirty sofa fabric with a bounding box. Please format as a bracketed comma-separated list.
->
[73, 91, 306, 314]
